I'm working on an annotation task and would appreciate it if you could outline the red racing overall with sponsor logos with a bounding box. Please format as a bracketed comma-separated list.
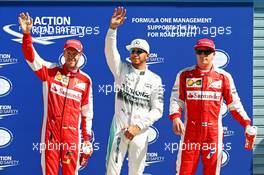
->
[22, 33, 93, 175]
[169, 65, 251, 175]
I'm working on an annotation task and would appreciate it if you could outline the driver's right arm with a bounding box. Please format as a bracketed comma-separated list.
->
[169, 71, 186, 135]
[20, 12, 56, 81]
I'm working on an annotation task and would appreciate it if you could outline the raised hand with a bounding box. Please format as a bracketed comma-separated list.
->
[18, 12, 33, 34]
[110, 7, 127, 30]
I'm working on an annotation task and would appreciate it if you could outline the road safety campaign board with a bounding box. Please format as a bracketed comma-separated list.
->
[0, 3, 253, 175]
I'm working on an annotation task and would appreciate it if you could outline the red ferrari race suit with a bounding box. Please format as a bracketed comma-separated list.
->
[22, 33, 93, 175]
[169, 65, 251, 175]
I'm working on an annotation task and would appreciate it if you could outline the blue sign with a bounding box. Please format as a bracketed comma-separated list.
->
[0, 4, 253, 175]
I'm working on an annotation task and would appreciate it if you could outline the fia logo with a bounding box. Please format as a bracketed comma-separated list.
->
[221, 149, 230, 167]
[148, 126, 159, 145]
[213, 49, 230, 68]
[0, 76, 12, 97]
[0, 127, 13, 148]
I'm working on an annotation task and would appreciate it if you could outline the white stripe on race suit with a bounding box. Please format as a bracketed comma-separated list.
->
[75, 114, 82, 174]
[41, 82, 49, 175]
[176, 103, 188, 175]
[216, 104, 223, 175]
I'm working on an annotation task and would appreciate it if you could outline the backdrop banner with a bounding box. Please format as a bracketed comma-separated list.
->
[0, 3, 253, 175]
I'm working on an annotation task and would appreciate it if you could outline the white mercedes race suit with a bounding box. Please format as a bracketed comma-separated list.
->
[105, 28, 164, 175]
